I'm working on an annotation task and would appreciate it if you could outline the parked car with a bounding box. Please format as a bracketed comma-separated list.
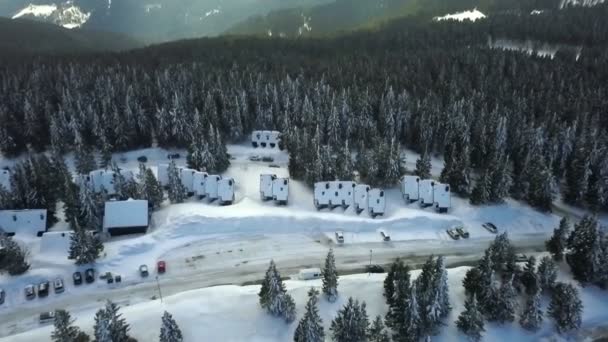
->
[515, 253, 529, 262]
[482, 222, 498, 234]
[167, 153, 180, 159]
[137, 156, 148, 163]
[455, 226, 470, 238]
[53, 278, 64, 294]
[269, 164, 280, 168]
[114, 275, 122, 283]
[38, 281, 50, 297]
[0, 288, 5, 305]
[101, 272, 112, 280]
[85, 268, 95, 283]
[335, 231, 345, 244]
[25, 284, 36, 300]
[39, 311, 55, 324]
[139, 264, 149, 277]
[249, 155, 261, 162]
[73, 271, 83, 285]
[261, 156, 274, 162]
[107, 276, 114, 284]
[366, 264, 385, 273]
[298, 268, 322, 280]
[446, 228, 460, 240]
[157, 261, 166, 274]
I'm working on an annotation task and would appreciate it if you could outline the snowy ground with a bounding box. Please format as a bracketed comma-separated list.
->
[0, 144, 600, 340]
[3, 266, 608, 342]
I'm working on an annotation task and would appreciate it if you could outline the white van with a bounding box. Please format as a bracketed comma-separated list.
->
[298, 268, 322, 280]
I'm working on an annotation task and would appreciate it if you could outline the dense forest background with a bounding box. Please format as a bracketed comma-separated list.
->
[1, 4, 608, 216]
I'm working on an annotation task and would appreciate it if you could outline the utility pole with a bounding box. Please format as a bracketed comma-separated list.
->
[156, 276, 163, 303]
[369, 249, 373, 266]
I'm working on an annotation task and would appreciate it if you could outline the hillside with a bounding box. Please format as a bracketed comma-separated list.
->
[0, 17, 142, 54]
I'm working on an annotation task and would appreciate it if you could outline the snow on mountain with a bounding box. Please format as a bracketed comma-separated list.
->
[560, 0, 605, 8]
[11, 3, 56, 19]
[434, 9, 486, 22]
[11, 2, 90, 29]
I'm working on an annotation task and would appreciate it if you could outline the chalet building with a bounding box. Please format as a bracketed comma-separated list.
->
[432, 182, 451, 213]
[204, 175, 222, 201]
[180, 167, 197, 196]
[260, 174, 289, 205]
[400, 175, 420, 202]
[193, 171, 209, 199]
[354, 184, 370, 214]
[218, 178, 235, 205]
[368, 189, 386, 218]
[79, 169, 135, 196]
[103, 199, 149, 236]
[0, 209, 47, 236]
[251, 130, 281, 148]
[419, 179, 435, 207]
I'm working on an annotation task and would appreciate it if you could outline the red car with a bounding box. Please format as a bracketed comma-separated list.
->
[157, 261, 166, 274]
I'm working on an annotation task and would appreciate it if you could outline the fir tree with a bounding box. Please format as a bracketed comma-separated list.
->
[488, 232, 516, 273]
[294, 288, 325, 342]
[520, 256, 539, 295]
[414, 149, 431, 179]
[456, 295, 485, 342]
[0, 234, 30, 275]
[434, 256, 451, 318]
[51, 309, 89, 342]
[537, 256, 558, 292]
[330, 297, 370, 342]
[78, 184, 102, 231]
[335, 140, 353, 180]
[159, 311, 183, 342]
[259, 260, 296, 323]
[566, 215, 601, 284]
[322, 248, 339, 302]
[470, 169, 491, 205]
[492, 276, 517, 323]
[94, 301, 131, 342]
[383, 259, 401, 307]
[74, 132, 97, 175]
[137, 164, 164, 209]
[167, 161, 186, 204]
[367, 316, 390, 342]
[462, 268, 482, 299]
[548, 283, 583, 334]
[519, 289, 543, 331]
[416, 256, 445, 337]
[546, 216, 570, 261]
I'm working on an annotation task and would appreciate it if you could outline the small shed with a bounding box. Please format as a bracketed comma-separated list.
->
[272, 177, 289, 205]
[103, 199, 149, 236]
[218, 178, 235, 205]
[401, 175, 420, 202]
[0, 209, 47, 236]
[260, 174, 276, 201]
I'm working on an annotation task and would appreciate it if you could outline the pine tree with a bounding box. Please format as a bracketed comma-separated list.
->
[167, 161, 186, 204]
[159, 311, 183, 342]
[335, 140, 353, 180]
[414, 149, 431, 179]
[137, 164, 164, 209]
[52, 309, 89, 342]
[537, 256, 557, 292]
[259, 260, 296, 323]
[0, 234, 30, 275]
[519, 289, 543, 331]
[330, 297, 369, 342]
[470, 169, 490, 205]
[434, 256, 451, 318]
[294, 288, 325, 342]
[548, 283, 583, 334]
[566, 215, 600, 283]
[456, 295, 485, 342]
[94, 301, 130, 342]
[383, 259, 401, 307]
[462, 268, 482, 299]
[546, 216, 570, 261]
[367, 316, 390, 342]
[488, 232, 516, 273]
[564, 140, 590, 205]
[322, 248, 339, 302]
[74, 132, 97, 175]
[78, 184, 102, 231]
[415, 256, 444, 337]
[492, 276, 517, 323]
[520, 256, 539, 295]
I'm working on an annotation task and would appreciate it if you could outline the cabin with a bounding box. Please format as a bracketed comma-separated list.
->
[193, 171, 209, 199]
[180, 168, 197, 196]
[354, 184, 370, 214]
[260, 174, 276, 201]
[205, 175, 222, 201]
[433, 182, 451, 213]
[157, 164, 169, 187]
[0, 209, 47, 236]
[218, 178, 235, 205]
[419, 179, 435, 207]
[86, 169, 135, 196]
[401, 175, 420, 203]
[298, 268, 322, 280]
[272, 177, 289, 205]
[251, 130, 281, 148]
[0, 169, 10, 191]
[103, 199, 149, 236]
[39, 231, 73, 257]
[368, 189, 386, 218]
[328, 181, 355, 209]
[313, 182, 332, 209]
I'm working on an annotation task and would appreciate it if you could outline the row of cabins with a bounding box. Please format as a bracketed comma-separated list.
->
[313, 181, 386, 218]
[157, 165, 235, 205]
[260, 174, 289, 205]
[401, 176, 451, 212]
[251, 130, 281, 149]
[76, 169, 135, 196]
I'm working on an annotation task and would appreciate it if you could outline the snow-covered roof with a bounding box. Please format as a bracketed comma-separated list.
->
[0, 209, 47, 235]
[103, 199, 149, 229]
[40, 231, 73, 256]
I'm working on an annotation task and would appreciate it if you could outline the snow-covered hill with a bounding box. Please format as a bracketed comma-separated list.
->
[12, 2, 90, 29]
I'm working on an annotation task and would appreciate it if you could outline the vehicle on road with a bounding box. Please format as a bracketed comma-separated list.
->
[114, 275, 122, 283]
[157, 261, 166, 274]
[101, 272, 112, 281]
[53, 278, 64, 294]
[446, 228, 460, 240]
[515, 254, 528, 262]
[269, 164, 280, 168]
[455, 226, 470, 238]
[85, 268, 95, 283]
[298, 268, 322, 280]
[25, 285, 36, 300]
[482, 222, 498, 233]
[380, 230, 391, 242]
[366, 264, 385, 273]
[335, 231, 344, 244]
[73, 271, 82, 285]
[38, 281, 50, 297]
[261, 156, 274, 162]
[139, 264, 149, 277]
[107, 275, 114, 284]
[167, 153, 180, 159]
[249, 155, 261, 162]
[0, 288, 5, 305]
[39, 311, 55, 324]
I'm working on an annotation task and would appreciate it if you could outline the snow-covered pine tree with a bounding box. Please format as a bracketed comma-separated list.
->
[160, 311, 183, 342]
[330, 297, 369, 342]
[73, 131, 97, 175]
[167, 161, 186, 204]
[563, 137, 590, 205]
[492, 276, 517, 323]
[566, 215, 600, 283]
[520, 256, 539, 295]
[525, 155, 553, 211]
[78, 184, 102, 231]
[0, 234, 30, 275]
[462, 267, 482, 299]
[456, 295, 485, 342]
[335, 140, 353, 181]
[546, 216, 570, 261]
[385, 137, 403, 185]
[383, 259, 401, 307]
[537, 256, 557, 292]
[94, 305, 112, 342]
[519, 288, 543, 331]
[259, 260, 296, 323]
[488, 232, 516, 273]
[434, 256, 451, 318]
[137, 164, 164, 209]
[51, 309, 89, 342]
[416, 256, 443, 336]
[367, 315, 390, 342]
[385, 261, 412, 333]
[104, 300, 130, 341]
[322, 248, 339, 302]
[548, 283, 583, 334]
[98, 133, 113, 169]
[414, 149, 431, 179]
[294, 288, 325, 342]
[470, 169, 491, 205]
